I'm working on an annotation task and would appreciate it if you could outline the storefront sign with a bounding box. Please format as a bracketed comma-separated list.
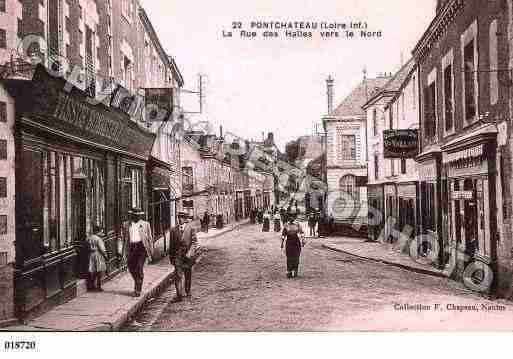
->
[452, 191, 474, 200]
[21, 65, 155, 159]
[144, 88, 173, 122]
[443, 145, 484, 164]
[417, 161, 437, 181]
[383, 129, 419, 158]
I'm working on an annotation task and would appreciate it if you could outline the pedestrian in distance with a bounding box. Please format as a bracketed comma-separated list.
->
[121, 208, 154, 297]
[202, 211, 210, 233]
[87, 225, 107, 292]
[273, 211, 282, 232]
[169, 213, 199, 302]
[307, 212, 316, 237]
[262, 210, 271, 232]
[281, 215, 305, 279]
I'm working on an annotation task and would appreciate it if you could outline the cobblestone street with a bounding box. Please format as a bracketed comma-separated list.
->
[123, 224, 513, 331]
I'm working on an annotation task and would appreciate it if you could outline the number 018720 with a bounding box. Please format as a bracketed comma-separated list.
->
[4, 341, 36, 350]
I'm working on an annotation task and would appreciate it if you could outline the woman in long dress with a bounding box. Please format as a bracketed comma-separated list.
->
[281, 216, 305, 278]
[273, 212, 282, 232]
[87, 225, 107, 291]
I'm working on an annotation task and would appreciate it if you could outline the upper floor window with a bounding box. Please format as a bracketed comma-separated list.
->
[122, 0, 133, 22]
[388, 105, 393, 130]
[442, 50, 454, 134]
[374, 153, 379, 180]
[423, 69, 437, 143]
[0, 0, 6, 13]
[0, 29, 6, 49]
[461, 21, 478, 124]
[372, 108, 378, 136]
[339, 135, 356, 160]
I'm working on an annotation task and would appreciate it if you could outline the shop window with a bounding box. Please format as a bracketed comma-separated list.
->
[0, 101, 9, 123]
[150, 190, 170, 239]
[421, 182, 436, 233]
[0, 251, 6, 265]
[122, 166, 142, 220]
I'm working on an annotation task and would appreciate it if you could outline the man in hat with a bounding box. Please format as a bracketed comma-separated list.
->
[169, 213, 198, 302]
[121, 208, 154, 297]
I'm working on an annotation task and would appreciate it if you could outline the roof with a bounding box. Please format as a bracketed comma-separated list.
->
[332, 76, 391, 117]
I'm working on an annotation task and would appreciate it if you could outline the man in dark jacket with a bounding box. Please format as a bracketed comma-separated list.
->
[169, 214, 198, 302]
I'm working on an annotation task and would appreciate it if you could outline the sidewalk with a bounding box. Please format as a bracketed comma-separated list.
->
[322, 237, 446, 278]
[2, 219, 249, 332]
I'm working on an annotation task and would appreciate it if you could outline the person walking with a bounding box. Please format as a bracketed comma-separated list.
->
[169, 214, 198, 302]
[262, 211, 271, 232]
[273, 211, 282, 232]
[307, 212, 316, 237]
[281, 215, 305, 278]
[121, 208, 154, 297]
[202, 211, 210, 233]
[87, 225, 107, 292]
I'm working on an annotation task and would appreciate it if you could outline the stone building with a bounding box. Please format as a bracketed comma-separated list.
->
[323, 74, 391, 233]
[413, 0, 511, 294]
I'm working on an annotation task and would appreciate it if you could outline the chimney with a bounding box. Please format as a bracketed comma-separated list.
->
[326, 75, 334, 115]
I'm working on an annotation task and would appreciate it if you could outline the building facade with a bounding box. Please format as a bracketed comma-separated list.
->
[323, 75, 390, 233]
[413, 0, 511, 293]
[365, 59, 420, 244]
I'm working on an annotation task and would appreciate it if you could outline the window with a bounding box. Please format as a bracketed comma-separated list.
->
[0, 215, 6, 235]
[462, 21, 478, 124]
[339, 135, 356, 160]
[182, 166, 193, 193]
[0, 0, 5, 13]
[412, 76, 416, 109]
[0, 140, 6, 159]
[0, 177, 6, 198]
[0, 29, 6, 49]
[374, 153, 379, 180]
[0, 102, 6, 123]
[373, 108, 378, 136]
[123, 56, 132, 91]
[401, 158, 406, 175]
[443, 52, 454, 133]
[424, 70, 437, 143]
[17, 19, 22, 39]
[389, 106, 394, 130]
[340, 175, 359, 201]
[490, 20, 499, 105]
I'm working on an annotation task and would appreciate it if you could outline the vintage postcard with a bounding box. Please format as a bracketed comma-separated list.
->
[0, 1, 513, 352]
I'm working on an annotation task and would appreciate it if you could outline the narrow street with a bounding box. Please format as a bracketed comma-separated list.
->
[123, 224, 513, 331]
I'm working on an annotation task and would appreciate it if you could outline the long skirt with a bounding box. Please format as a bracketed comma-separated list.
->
[89, 251, 106, 273]
[285, 237, 301, 272]
[274, 219, 281, 232]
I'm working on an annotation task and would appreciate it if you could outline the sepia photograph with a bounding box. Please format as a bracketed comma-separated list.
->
[0, 1, 512, 351]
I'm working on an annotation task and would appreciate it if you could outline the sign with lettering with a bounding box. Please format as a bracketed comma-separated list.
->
[452, 191, 474, 200]
[144, 88, 173, 122]
[17, 65, 155, 159]
[383, 129, 419, 159]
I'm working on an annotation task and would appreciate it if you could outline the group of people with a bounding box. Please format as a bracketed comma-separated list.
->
[85, 208, 199, 301]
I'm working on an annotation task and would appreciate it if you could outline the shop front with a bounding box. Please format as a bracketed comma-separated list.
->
[8, 66, 155, 318]
[416, 152, 443, 265]
[442, 139, 498, 280]
[397, 182, 418, 240]
[147, 157, 173, 261]
[367, 185, 384, 241]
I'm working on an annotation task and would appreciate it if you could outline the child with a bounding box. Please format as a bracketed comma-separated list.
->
[88, 225, 107, 292]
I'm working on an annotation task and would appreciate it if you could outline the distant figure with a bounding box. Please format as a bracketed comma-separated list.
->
[257, 209, 264, 224]
[307, 213, 317, 237]
[281, 215, 305, 278]
[328, 213, 335, 236]
[202, 211, 210, 233]
[87, 225, 107, 292]
[262, 211, 271, 232]
[273, 212, 282, 232]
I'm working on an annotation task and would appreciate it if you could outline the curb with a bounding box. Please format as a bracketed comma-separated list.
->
[322, 244, 448, 279]
[198, 220, 250, 241]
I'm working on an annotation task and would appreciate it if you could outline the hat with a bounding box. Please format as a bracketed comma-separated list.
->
[129, 208, 145, 215]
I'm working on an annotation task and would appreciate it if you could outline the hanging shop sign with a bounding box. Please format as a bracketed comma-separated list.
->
[383, 129, 419, 158]
[144, 88, 173, 122]
[18, 65, 155, 159]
